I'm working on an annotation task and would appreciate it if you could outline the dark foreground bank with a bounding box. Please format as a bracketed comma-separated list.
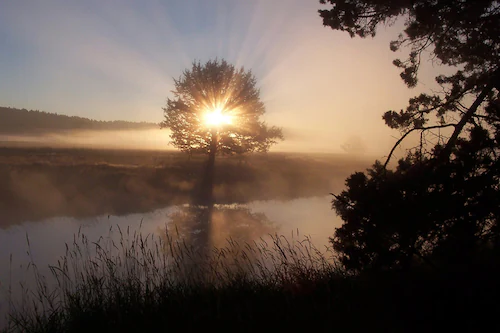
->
[3, 229, 499, 333]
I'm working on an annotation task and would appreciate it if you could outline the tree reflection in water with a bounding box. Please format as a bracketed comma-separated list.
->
[155, 203, 279, 281]
[159, 203, 277, 252]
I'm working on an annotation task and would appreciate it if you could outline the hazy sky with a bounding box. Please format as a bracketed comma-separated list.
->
[0, 0, 448, 156]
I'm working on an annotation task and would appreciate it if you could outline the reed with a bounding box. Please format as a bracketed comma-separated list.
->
[4, 224, 344, 332]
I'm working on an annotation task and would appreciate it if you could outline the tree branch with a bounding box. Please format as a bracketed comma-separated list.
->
[472, 113, 500, 124]
[330, 193, 355, 209]
[384, 124, 457, 169]
[439, 69, 500, 162]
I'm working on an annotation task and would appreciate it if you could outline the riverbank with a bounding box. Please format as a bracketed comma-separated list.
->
[0, 147, 372, 227]
[3, 229, 498, 333]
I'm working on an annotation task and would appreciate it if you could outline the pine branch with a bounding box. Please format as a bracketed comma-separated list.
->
[384, 124, 457, 169]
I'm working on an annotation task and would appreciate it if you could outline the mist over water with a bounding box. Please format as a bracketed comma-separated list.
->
[0, 129, 172, 151]
[0, 128, 403, 157]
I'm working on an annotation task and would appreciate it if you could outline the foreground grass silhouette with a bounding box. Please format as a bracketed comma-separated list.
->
[3, 225, 500, 333]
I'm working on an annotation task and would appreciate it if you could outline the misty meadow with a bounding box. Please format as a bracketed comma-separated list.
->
[1, 0, 500, 332]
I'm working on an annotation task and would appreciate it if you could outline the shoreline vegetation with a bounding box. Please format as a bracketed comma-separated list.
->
[3, 225, 498, 332]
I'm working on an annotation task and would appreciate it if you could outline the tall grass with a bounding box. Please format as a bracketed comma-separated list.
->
[5, 222, 500, 332]
[3, 224, 345, 332]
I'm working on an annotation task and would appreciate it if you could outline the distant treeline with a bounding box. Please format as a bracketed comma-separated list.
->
[0, 107, 158, 134]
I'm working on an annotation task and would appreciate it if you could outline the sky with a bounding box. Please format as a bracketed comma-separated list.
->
[0, 0, 449, 156]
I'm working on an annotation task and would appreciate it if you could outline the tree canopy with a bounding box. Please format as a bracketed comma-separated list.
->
[319, 0, 500, 272]
[160, 59, 283, 156]
[333, 139, 500, 272]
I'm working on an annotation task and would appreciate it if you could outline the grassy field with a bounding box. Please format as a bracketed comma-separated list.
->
[0, 146, 372, 227]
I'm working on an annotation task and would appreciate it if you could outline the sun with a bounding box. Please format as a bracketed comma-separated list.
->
[204, 107, 232, 127]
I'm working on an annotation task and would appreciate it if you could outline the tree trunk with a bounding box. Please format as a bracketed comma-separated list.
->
[440, 69, 500, 162]
[192, 129, 218, 277]
[208, 128, 217, 175]
[200, 128, 217, 206]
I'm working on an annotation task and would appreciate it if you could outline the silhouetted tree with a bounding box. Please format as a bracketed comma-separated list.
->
[333, 137, 500, 272]
[319, 0, 499, 162]
[161, 59, 283, 204]
[319, 0, 500, 272]
[160, 59, 284, 159]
